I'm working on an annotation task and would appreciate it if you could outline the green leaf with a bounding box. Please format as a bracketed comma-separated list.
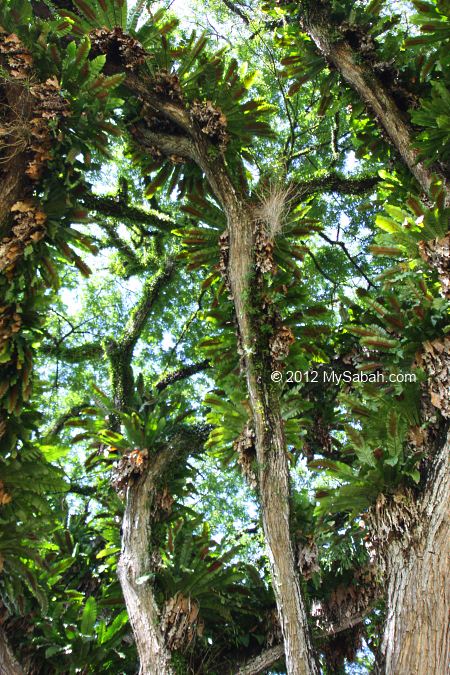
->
[80, 596, 97, 636]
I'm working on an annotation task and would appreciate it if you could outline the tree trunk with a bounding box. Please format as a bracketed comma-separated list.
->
[367, 427, 450, 675]
[301, 8, 449, 199]
[381, 433, 449, 674]
[117, 449, 174, 675]
[226, 205, 318, 675]
[0, 627, 23, 675]
[0, 83, 30, 229]
[300, 10, 450, 671]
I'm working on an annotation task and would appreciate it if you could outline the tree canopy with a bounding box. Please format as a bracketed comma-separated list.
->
[0, 0, 449, 673]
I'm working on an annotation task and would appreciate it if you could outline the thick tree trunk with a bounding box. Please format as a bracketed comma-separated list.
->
[225, 206, 317, 675]
[379, 431, 450, 674]
[301, 9, 449, 200]
[0, 83, 30, 229]
[0, 627, 23, 675]
[117, 449, 174, 675]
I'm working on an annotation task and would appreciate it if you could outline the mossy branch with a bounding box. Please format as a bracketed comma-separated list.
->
[290, 172, 379, 207]
[41, 342, 104, 363]
[83, 193, 174, 233]
[106, 259, 176, 411]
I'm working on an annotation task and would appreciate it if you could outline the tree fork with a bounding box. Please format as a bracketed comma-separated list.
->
[131, 95, 319, 671]
[104, 260, 177, 673]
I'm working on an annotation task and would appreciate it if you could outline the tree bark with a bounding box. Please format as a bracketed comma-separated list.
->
[236, 644, 285, 675]
[117, 448, 174, 675]
[0, 83, 30, 229]
[186, 131, 318, 671]
[221, 203, 317, 673]
[377, 431, 450, 674]
[301, 6, 449, 199]
[299, 9, 450, 672]
[0, 627, 23, 675]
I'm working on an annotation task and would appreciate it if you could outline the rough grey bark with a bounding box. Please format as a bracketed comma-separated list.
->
[298, 8, 450, 671]
[301, 6, 449, 200]
[375, 430, 450, 674]
[0, 628, 23, 675]
[117, 447, 175, 675]
[236, 644, 285, 675]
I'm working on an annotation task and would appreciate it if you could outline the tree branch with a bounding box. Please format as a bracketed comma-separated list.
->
[222, 0, 250, 25]
[302, 243, 339, 286]
[97, 220, 147, 271]
[82, 193, 174, 233]
[41, 342, 104, 363]
[232, 586, 381, 674]
[121, 260, 176, 352]
[318, 231, 377, 289]
[290, 173, 379, 206]
[45, 403, 90, 438]
[235, 644, 284, 675]
[126, 72, 194, 135]
[131, 124, 195, 162]
[155, 359, 210, 393]
[299, 3, 449, 199]
[106, 260, 176, 411]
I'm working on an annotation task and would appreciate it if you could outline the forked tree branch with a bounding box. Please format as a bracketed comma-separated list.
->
[318, 231, 376, 289]
[233, 592, 380, 674]
[106, 259, 176, 411]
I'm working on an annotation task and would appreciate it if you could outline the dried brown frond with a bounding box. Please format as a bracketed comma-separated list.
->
[112, 447, 149, 496]
[151, 69, 183, 104]
[0, 201, 47, 275]
[269, 323, 295, 363]
[161, 592, 203, 651]
[190, 100, 229, 150]
[234, 422, 257, 488]
[415, 336, 450, 419]
[0, 31, 33, 79]
[89, 27, 146, 72]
